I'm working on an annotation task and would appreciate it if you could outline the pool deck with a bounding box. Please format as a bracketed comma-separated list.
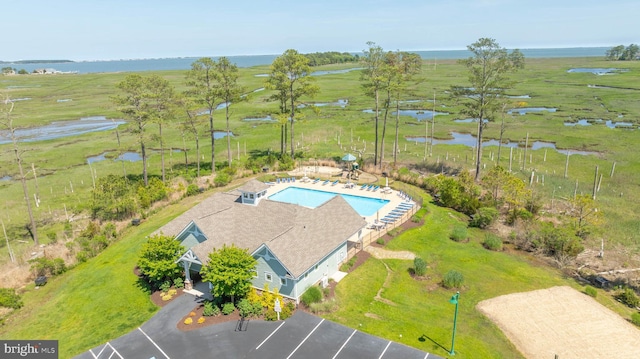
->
[263, 177, 415, 238]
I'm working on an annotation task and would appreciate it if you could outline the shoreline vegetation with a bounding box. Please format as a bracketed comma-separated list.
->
[1, 47, 639, 358]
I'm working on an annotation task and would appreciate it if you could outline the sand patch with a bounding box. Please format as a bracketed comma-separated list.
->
[477, 286, 640, 359]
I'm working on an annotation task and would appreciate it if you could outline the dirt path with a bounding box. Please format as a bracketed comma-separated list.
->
[364, 246, 416, 260]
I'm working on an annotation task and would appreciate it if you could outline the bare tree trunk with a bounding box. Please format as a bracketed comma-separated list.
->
[290, 84, 295, 157]
[379, 90, 391, 169]
[226, 104, 232, 165]
[374, 90, 379, 166]
[159, 123, 165, 183]
[475, 109, 484, 181]
[209, 113, 215, 174]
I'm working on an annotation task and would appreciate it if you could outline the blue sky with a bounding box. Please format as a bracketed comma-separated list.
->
[2, 0, 638, 61]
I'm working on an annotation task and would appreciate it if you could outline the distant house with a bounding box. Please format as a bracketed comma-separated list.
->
[154, 179, 367, 301]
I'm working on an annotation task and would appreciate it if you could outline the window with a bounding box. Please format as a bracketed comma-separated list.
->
[304, 272, 309, 280]
[280, 277, 287, 286]
[250, 193, 254, 199]
[243, 193, 248, 198]
[265, 272, 273, 282]
[314, 264, 319, 271]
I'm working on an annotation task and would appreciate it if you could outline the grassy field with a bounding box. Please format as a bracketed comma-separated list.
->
[324, 194, 636, 358]
[1, 55, 639, 356]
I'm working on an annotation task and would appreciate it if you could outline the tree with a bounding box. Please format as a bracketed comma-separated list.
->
[137, 234, 185, 288]
[568, 194, 602, 239]
[622, 44, 639, 61]
[200, 244, 257, 304]
[605, 45, 626, 61]
[451, 38, 524, 180]
[112, 74, 152, 186]
[360, 42, 386, 166]
[267, 49, 319, 157]
[215, 57, 245, 165]
[389, 51, 421, 166]
[186, 58, 219, 174]
[146, 75, 177, 183]
[0, 96, 39, 245]
[177, 94, 204, 177]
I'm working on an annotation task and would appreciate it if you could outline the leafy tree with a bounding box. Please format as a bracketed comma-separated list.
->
[568, 194, 602, 239]
[17, 69, 28, 75]
[1, 67, 16, 74]
[531, 222, 584, 263]
[267, 49, 319, 157]
[137, 234, 185, 288]
[360, 41, 386, 166]
[112, 74, 153, 186]
[622, 44, 639, 61]
[215, 57, 245, 165]
[0, 288, 23, 309]
[200, 244, 257, 304]
[0, 96, 38, 245]
[177, 94, 204, 177]
[146, 75, 177, 183]
[451, 38, 524, 180]
[186, 58, 219, 174]
[470, 207, 499, 228]
[606, 45, 626, 60]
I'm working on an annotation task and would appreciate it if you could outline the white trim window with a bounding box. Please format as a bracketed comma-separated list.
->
[314, 264, 319, 271]
[265, 272, 273, 282]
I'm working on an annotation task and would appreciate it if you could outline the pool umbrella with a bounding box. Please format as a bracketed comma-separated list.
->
[342, 153, 357, 162]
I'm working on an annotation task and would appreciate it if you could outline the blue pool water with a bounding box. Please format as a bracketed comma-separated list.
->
[269, 187, 389, 216]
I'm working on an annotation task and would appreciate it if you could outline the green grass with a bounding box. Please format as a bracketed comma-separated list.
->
[324, 197, 632, 358]
[0, 192, 206, 357]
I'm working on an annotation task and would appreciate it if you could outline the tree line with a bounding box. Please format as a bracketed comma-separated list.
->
[605, 44, 639, 61]
[303, 51, 359, 66]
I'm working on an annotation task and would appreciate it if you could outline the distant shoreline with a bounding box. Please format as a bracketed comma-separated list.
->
[3, 47, 609, 74]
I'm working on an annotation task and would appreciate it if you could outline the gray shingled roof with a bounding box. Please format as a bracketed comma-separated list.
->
[238, 179, 270, 193]
[154, 184, 366, 278]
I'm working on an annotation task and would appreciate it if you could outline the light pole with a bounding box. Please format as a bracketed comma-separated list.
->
[449, 291, 460, 356]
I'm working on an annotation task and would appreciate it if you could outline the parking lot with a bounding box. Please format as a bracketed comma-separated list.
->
[77, 294, 440, 359]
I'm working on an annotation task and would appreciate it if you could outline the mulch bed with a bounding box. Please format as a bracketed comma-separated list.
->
[150, 288, 185, 307]
[177, 301, 243, 331]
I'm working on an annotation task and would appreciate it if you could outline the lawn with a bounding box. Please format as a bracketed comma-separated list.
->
[0, 193, 205, 358]
[324, 194, 596, 358]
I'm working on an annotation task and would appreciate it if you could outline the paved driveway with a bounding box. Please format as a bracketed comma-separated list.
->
[76, 293, 442, 359]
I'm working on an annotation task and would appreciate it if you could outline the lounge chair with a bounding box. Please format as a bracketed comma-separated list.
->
[331, 180, 339, 186]
[380, 218, 396, 224]
[322, 180, 330, 185]
[292, 177, 296, 182]
[385, 213, 403, 219]
[360, 184, 368, 190]
[372, 185, 380, 192]
[312, 178, 320, 184]
[367, 185, 374, 191]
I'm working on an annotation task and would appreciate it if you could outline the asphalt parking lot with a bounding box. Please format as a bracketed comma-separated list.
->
[76, 294, 441, 359]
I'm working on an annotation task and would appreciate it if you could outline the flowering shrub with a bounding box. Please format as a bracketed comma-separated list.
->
[189, 311, 196, 317]
[184, 317, 193, 325]
[197, 317, 205, 324]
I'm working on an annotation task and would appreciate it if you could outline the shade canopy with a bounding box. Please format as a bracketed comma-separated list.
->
[342, 153, 357, 162]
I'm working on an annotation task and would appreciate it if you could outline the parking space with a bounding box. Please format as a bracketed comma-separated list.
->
[76, 294, 440, 359]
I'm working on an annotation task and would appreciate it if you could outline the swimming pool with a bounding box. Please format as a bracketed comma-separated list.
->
[268, 187, 389, 216]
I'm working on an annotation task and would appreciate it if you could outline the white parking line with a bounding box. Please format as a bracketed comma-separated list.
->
[138, 327, 170, 359]
[378, 341, 391, 359]
[286, 318, 325, 359]
[332, 329, 357, 359]
[90, 342, 122, 359]
[424, 353, 430, 359]
[256, 321, 286, 350]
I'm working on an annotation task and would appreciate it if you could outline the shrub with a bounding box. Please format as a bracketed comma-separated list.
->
[185, 184, 199, 197]
[584, 286, 598, 298]
[222, 302, 235, 315]
[281, 301, 295, 320]
[0, 288, 23, 309]
[161, 294, 173, 301]
[214, 172, 232, 187]
[238, 298, 257, 318]
[159, 281, 171, 293]
[631, 313, 640, 327]
[443, 270, 464, 289]
[615, 288, 640, 308]
[414, 257, 427, 276]
[184, 317, 193, 325]
[376, 238, 385, 245]
[340, 256, 357, 272]
[309, 298, 339, 314]
[264, 308, 277, 321]
[173, 277, 184, 289]
[469, 207, 499, 228]
[203, 301, 220, 316]
[189, 311, 196, 317]
[483, 235, 503, 251]
[29, 257, 67, 277]
[197, 317, 205, 324]
[450, 225, 468, 242]
[301, 286, 323, 306]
